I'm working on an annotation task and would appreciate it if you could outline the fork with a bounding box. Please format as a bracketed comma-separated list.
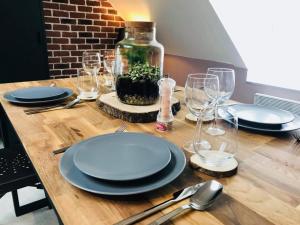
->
[51, 122, 127, 156]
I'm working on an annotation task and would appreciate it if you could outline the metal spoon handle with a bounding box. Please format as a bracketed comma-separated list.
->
[148, 204, 191, 225]
[114, 200, 175, 225]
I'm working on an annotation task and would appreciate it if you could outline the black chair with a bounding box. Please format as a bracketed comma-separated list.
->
[0, 106, 50, 216]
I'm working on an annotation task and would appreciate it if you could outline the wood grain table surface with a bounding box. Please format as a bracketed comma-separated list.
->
[0, 79, 300, 225]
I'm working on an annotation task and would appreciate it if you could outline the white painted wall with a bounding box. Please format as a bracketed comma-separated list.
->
[109, 0, 246, 69]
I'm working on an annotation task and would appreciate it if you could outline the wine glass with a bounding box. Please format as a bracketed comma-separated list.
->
[103, 50, 116, 89]
[82, 51, 101, 77]
[183, 73, 219, 153]
[207, 68, 235, 103]
[207, 68, 235, 135]
[193, 105, 238, 167]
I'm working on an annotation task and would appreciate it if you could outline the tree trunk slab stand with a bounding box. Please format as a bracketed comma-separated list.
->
[190, 154, 238, 178]
[97, 92, 180, 123]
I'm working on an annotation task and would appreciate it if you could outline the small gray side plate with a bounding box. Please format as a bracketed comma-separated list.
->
[228, 104, 295, 125]
[73, 133, 172, 181]
[59, 137, 186, 196]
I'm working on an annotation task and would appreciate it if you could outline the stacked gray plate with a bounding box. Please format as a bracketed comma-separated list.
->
[60, 132, 186, 195]
[4, 86, 73, 104]
[223, 104, 300, 132]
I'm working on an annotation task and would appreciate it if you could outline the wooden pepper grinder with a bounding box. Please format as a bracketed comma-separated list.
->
[156, 75, 176, 131]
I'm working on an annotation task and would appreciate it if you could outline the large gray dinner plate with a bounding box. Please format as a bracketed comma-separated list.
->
[219, 108, 300, 133]
[228, 104, 295, 125]
[73, 133, 172, 181]
[59, 135, 186, 196]
[3, 88, 73, 105]
[10, 86, 66, 101]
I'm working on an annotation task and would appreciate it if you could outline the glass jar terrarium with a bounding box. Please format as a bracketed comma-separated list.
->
[114, 21, 164, 105]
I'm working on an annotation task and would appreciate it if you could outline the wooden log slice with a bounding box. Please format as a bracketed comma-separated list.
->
[190, 154, 238, 178]
[97, 92, 180, 123]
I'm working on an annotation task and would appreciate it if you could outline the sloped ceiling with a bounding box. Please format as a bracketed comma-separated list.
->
[110, 0, 246, 68]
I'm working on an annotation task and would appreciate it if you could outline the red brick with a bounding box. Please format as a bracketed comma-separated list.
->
[45, 23, 52, 30]
[49, 70, 62, 76]
[107, 33, 117, 38]
[101, 14, 114, 21]
[71, 38, 85, 44]
[108, 21, 120, 27]
[78, 6, 92, 12]
[101, 1, 112, 7]
[78, 44, 92, 50]
[87, 26, 100, 32]
[94, 20, 106, 26]
[93, 8, 107, 13]
[52, 0, 68, 3]
[79, 32, 92, 37]
[48, 57, 61, 63]
[43, 9, 52, 16]
[106, 44, 116, 49]
[52, 38, 69, 44]
[54, 51, 70, 56]
[71, 51, 83, 56]
[101, 27, 114, 32]
[71, 63, 82, 68]
[47, 44, 60, 50]
[54, 64, 69, 69]
[92, 44, 105, 49]
[70, 12, 85, 18]
[115, 16, 124, 21]
[86, 1, 100, 7]
[108, 9, 117, 15]
[60, 4, 77, 11]
[43, 2, 59, 10]
[61, 57, 77, 63]
[71, 25, 85, 31]
[53, 24, 70, 31]
[44, 17, 60, 23]
[62, 32, 77, 38]
[86, 13, 99, 20]
[46, 31, 61, 37]
[61, 18, 76, 24]
[78, 19, 92, 25]
[62, 45, 77, 50]
[86, 38, 99, 44]
[70, 0, 85, 5]
[53, 10, 69, 17]
[94, 32, 106, 38]
[62, 69, 78, 75]
[101, 38, 114, 44]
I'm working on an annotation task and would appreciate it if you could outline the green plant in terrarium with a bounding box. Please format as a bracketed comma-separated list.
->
[127, 63, 160, 82]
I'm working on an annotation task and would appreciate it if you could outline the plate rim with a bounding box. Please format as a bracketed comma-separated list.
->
[59, 134, 186, 196]
[10, 86, 67, 101]
[228, 104, 295, 125]
[73, 133, 172, 181]
[3, 88, 73, 104]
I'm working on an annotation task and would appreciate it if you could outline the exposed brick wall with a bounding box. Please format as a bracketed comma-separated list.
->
[42, 0, 124, 78]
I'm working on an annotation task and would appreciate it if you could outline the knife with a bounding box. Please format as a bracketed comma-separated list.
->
[114, 182, 204, 225]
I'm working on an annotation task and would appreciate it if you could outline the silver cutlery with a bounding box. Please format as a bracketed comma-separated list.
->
[25, 98, 80, 114]
[114, 182, 204, 225]
[51, 123, 127, 156]
[148, 180, 223, 225]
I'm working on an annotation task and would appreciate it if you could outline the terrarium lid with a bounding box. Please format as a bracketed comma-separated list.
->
[125, 21, 156, 29]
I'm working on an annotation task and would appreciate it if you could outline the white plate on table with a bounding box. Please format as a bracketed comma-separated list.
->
[228, 104, 295, 125]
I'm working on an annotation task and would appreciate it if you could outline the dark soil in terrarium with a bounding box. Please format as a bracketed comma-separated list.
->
[116, 76, 159, 105]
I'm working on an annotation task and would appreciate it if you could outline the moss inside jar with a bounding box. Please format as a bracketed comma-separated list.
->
[116, 63, 160, 105]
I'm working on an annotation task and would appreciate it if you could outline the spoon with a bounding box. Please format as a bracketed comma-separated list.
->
[148, 180, 223, 225]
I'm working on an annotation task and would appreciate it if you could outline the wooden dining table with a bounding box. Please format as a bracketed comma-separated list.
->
[0, 78, 299, 225]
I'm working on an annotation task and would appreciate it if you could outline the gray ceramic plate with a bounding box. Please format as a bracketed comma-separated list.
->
[59, 137, 186, 196]
[219, 108, 300, 132]
[3, 88, 73, 105]
[73, 133, 172, 181]
[11, 87, 66, 101]
[228, 104, 295, 125]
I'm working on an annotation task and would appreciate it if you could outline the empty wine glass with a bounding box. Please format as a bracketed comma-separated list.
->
[82, 51, 101, 77]
[207, 68, 235, 103]
[183, 73, 219, 153]
[207, 68, 235, 135]
[103, 49, 116, 88]
[193, 105, 238, 167]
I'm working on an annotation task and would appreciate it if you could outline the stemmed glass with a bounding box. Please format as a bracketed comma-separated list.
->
[183, 73, 219, 153]
[207, 68, 235, 134]
[103, 49, 116, 89]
